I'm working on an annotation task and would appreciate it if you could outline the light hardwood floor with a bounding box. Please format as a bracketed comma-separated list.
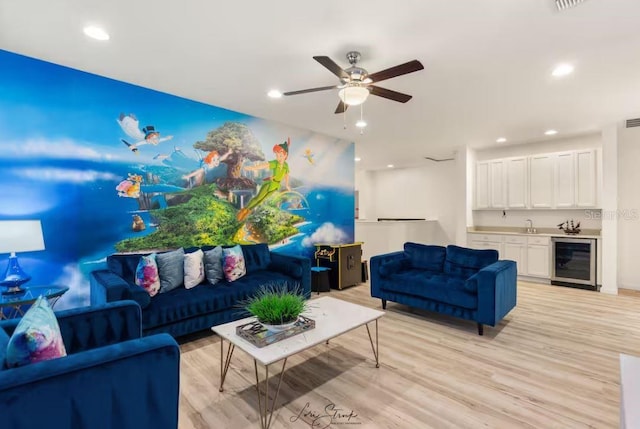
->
[178, 282, 640, 428]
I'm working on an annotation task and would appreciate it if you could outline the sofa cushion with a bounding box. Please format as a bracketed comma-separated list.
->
[242, 244, 272, 274]
[443, 245, 498, 278]
[135, 253, 160, 297]
[223, 245, 246, 282]
[6, 296, 67, 368]
[383, 269, 478, 309]
[203, 246, 224, 285]
[0, 328, 9, 370]
[404, 243, 447, 271]
[107, 254, 142, 284]
[157, 248, 185, 293]
[142, 270, 295, 328]
[379, 257, 410, 278]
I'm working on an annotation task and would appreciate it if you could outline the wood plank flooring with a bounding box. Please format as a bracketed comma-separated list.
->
[178, 282, 640, 428]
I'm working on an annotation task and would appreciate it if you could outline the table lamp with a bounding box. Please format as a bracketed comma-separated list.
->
[0, 220, 45, 295]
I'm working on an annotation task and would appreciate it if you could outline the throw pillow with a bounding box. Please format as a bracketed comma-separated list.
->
[203, 246, 224, 285]
[184, 249, 205, 289]
[5, 296, 67, 368]
[222, 245, 246, 282]
[135, 253, 160, 297]
[156, 247, 185, 293]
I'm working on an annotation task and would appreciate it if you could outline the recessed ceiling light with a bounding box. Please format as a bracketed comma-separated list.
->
[496, 137, 507, 143]
[387, 164, 394, 168]
[354, 157, 361, 162]
[267, 89, 283, 99]
[355, 120, 367, 128]
[552, 63, 574, 77]
[545, 129, 558, 136]
[83, 25, 110, 41]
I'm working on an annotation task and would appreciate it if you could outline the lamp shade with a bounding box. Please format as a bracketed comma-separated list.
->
[338, 86, 369, 106]
[0, 220, 45, 254]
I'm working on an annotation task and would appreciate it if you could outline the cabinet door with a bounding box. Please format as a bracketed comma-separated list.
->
[555, 152, 575, 208]
[503, 243, 526, 274]
[527, 245, 550, 277]
[529, 155, 554, 208]
[490, 160, 506, 208]
[475, 162, 490, 209]
[506, 157, 528, 208]
[471, 241, 502, 256]
[576, 149, 597, 207]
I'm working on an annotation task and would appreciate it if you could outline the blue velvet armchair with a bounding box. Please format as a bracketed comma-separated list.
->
[0, 300, 180, 429]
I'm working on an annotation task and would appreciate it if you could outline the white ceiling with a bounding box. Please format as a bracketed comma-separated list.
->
[2, 0, 640, 170]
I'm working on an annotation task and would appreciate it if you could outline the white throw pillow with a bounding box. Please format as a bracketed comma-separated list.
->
[184, 249, 205, 289]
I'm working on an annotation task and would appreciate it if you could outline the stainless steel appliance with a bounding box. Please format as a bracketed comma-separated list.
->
[551, 237, 597, 290]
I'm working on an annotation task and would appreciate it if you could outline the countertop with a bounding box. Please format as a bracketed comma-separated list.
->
[467, 226, 601, 239]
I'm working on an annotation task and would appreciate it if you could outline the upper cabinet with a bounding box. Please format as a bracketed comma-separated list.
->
[474, 149, 599, 210]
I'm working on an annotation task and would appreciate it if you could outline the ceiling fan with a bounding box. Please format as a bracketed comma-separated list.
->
[283, 51, 424, 114]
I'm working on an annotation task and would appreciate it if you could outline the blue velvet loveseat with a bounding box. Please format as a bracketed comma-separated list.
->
[0, 300, 180, 429]
[90, 244, 311, 338]
[371, 242, 517, 335]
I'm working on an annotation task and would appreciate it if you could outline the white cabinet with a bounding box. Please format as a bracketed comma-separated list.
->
[490, 160, 506, 208]
[506, 157, 528, 209]
[529, 155, 554, 208]
[475, 162, 490, 209]
[526, 236, 550, 278]
[554, 152, 575, 208]
[468, 233, 502, 255]
[503, 235, 527, 274]
[575, 149, 597, 207]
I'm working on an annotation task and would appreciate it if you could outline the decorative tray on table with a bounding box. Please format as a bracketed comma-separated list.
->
[236, 316, 315, 348]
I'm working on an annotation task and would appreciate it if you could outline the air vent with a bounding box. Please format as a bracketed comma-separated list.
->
[555, 0, 586, 10]
[626, 118, 640, 128]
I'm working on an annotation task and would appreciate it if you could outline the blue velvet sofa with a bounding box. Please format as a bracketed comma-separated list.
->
[0, 300, 179, 429]
[371, 242, 517, 335]
[90, 244, 311, 337]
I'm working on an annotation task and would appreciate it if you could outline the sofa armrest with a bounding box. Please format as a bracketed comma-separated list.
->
[269, 252, 312, 298]
[370, 251, 405, 297]
[0, 334, 180, 429]
[476, 260, 517, 327]
[90, 269, 151, 309]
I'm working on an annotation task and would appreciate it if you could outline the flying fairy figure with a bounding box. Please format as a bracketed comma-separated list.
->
[237, 138, 291, 222]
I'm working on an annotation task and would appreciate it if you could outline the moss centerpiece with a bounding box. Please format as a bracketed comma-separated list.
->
[244, 283, 307, 332]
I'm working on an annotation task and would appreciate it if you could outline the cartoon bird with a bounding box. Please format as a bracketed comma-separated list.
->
[117, 113, 173, 153]
[302, 148, 315, 165]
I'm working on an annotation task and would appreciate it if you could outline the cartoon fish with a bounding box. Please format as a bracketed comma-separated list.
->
[303, 148, 315, 165]
[117, 113, 173, 153]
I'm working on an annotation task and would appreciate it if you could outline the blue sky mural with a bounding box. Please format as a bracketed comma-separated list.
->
[0, 49, 354, 310]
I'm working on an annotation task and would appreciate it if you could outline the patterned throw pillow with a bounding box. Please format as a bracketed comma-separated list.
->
[222, 245, 246, 282]
[156, 248, 185, 293]
[6, 296, 67, 368]
[184, 249, 205, 289]
[135, 254, 160, 297]
[204, 246, 224, 285]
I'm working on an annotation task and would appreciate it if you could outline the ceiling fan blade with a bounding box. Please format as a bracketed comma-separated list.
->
[314, 56, 349, 80]
[369, 86, 413, 103]
[283, 85, 337, 96]
[334, 101, 348, 114]
[367, 60, 424, 83]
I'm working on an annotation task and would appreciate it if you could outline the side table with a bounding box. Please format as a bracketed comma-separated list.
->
[0, 285, 69, 320]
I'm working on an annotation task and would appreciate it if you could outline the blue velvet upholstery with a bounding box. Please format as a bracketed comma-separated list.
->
[0, 301, 179, 429]
[371, 243, 517, 334]
[91, 246, 311, 337]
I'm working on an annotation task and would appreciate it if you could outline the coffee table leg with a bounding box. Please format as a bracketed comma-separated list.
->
[254, 358, 288, 429]
[365, 319, 380, 368]
[219, 338, 235, 392]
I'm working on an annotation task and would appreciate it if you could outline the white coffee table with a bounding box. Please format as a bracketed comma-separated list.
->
[212, 296, 384, 429]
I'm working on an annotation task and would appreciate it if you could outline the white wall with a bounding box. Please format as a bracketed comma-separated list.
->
[355, 160, 459, 245]
[617, 125, 640, 290]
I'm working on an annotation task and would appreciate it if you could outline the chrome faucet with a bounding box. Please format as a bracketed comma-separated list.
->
[525, 219, 536, 234]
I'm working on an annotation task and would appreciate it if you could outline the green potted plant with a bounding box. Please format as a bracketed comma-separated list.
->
[243, 283, 307, 332]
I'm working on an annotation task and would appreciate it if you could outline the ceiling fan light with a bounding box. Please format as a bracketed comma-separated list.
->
[338, 86, 369, 106]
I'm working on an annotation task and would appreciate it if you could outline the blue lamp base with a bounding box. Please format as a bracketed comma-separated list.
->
[1, 254, 31, 295]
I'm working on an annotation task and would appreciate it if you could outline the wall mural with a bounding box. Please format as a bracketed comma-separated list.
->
[0, 49, 354, 309]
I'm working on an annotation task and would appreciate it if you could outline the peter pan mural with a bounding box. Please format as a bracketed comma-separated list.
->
[0, 49, 355, 309]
